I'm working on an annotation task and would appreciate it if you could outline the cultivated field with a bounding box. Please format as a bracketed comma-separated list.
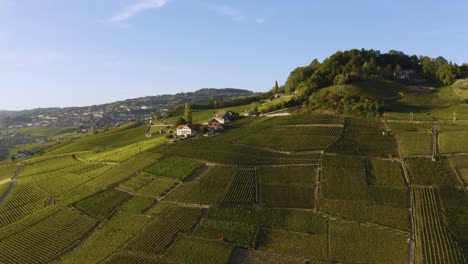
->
[0, 109, 466, 263]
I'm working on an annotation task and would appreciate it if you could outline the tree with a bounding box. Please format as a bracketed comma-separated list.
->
[272, 81, 280, 95]
[250, 102, 260, 113]
[174, 117, 186, 127]
[333, 74, 349, 85]
[184, 103, 192, 124]
[437, 64, 456, 85]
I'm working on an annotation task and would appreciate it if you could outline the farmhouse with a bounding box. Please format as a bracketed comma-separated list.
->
[16, 150, 33, 160]
[207, 120, 224, 133]
[176, 124, 199, 137]
[213, 111, 239, 124]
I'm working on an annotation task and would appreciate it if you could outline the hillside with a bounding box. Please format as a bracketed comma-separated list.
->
[0, 49, 467, 263]
[0, 88, 255, 161]
[0, 99, 467, 263]
[0, 88, 254, 129]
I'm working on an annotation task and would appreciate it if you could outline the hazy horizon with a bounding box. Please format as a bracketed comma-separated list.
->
[1, 0, 467, 110]
[0, 87, 254, 111]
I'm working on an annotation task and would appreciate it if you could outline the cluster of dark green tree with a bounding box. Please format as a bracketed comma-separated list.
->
[308, 90, 382, 118]
[173, 103, 193, 127]
[461, 64, 468, 78]
[282, 49, 462, 99]
[173, 95, 263, 110]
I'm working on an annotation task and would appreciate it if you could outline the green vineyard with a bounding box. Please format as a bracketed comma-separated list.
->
[412, 187, 466, 264]
[1, 102, 467, 263]
[221, 168, 256, 205]
[0, 208, 97, 263]
[126, 206, 202, 254]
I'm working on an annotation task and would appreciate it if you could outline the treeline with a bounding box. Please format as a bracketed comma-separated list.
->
[269, 49, 464, 118]
[308, 90, 382, 118]
[461, 64, 468, 78]
[174, 95, 263, 110]
[283, 49, 462, 99]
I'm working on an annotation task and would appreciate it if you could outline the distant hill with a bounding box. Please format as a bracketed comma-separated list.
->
[0, 88, 255, 129]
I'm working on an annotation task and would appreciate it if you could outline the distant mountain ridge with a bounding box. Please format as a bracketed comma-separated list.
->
[0, 88, 255, 129]
[1, 88, 254, 114]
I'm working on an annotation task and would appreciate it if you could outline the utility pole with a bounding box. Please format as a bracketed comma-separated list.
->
[410, 112, 414, 123]
[453, 112, 456, 125]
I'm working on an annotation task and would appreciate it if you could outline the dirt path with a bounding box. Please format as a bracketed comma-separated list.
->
[448, 160, 467, 188]
[386, 120, 414, 263]
[313, 155, 323, 211]
[114, 187, 159, 199]
[0, 165, 23, 207]
[277, 124, 344, 128]
[160, 200, 211, 209]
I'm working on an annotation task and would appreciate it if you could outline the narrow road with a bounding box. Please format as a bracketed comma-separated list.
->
[0, 165, 24, 207]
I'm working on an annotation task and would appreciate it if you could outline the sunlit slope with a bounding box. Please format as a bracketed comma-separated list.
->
[0, 109, 467, 263]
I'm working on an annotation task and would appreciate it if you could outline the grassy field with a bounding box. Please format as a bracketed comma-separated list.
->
[0, 182, 9, 198]
[0, 163, 18, 181]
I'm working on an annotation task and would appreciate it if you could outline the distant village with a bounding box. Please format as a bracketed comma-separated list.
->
[0, 88, 254, 130]
[2, 105, 157, 130]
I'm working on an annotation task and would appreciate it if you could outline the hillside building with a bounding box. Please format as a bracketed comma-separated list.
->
[176, 124, 199, 137]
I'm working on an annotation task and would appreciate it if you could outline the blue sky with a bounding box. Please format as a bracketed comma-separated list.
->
[1, 0, 467, 110]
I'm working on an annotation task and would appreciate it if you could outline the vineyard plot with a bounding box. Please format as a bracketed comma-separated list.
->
[221, 168, 256, 205]
[238, 126, 342, 152]
[0, 181, 49, 227]
[74, 188, 131, 219]
[259, 166, 316, 209]
[0, 208, 97, 264]
[156, 143, 321, 166]
[59, 211, 153, 264]
[412, 187, 466, 264]
[126, 206, 202, 254]
[257, 228, 328, 262]
[164, 235, 235, 264]
[166, 166, 234, 204]
[104, 253, 165, 264]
